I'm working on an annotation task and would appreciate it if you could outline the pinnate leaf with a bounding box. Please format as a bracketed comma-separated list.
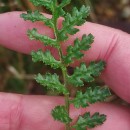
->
[35, 73, 68, 94]
[55, 0, 71, 17]
[58, 5, 90, 41]
[67, 61, 105, 87]
[73, 112, 106, 130]
[27, 28, 58, 48]
[59, 0, 71, 8]
[63, 34, 94, 64]
[20, 10, 53, 28]
[70, 86, 111, 108]
[29, 0, 70, 18]
[31, 50, 61, 69]
[30, 0, 53, 11]
[51, 105, 72, 123]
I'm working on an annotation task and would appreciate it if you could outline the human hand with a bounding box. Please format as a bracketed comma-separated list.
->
[0, 12, 130, 130]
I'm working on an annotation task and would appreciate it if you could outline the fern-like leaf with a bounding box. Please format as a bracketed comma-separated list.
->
[59, 0, 71, 8]
[35, 73, 68, 94]
[67, 61, 105, 87]
[30, 0, 53, 11]
[31, 50, 61, 69]
[73, 112, 106, 130]
[58, 5, 90, 41]
[20, 10, 53, 28]
[27, 28, 59, 48]
[70, 86, 111, 108]
[51, 105, 72, 123]
[63, 34, 94, 64]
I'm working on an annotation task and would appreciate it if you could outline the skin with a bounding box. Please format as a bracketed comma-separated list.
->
[0, 12, 130, 130]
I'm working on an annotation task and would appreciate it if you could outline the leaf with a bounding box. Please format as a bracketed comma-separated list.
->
[63, 34, 94, 64]
[52, 0, 71, 18]
[45, 1, 68, 20]
[54, 0, 71, 17]
[73, 112, 106, 130]
[20, 10, 53, 28]
[29, 0, 71, 18]
[51, 105, 72, 123]
[35, 73, 68, 94]
[31, 50, 61, 69]
[67, 61, 105, 87]
[70, 86, 111, 108]
[27, 28, 59, 48]
[59, 0, 71, 8]
[58, 5, 90, 41]
[30, 0, 53, 11]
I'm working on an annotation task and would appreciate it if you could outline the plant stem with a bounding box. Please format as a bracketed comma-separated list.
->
[52, 3, 71, 129]
[62, 67, 71, 130]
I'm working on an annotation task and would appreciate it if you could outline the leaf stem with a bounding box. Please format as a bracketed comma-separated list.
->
[62, 67, 71, 130]
[52, 2, 71, 129]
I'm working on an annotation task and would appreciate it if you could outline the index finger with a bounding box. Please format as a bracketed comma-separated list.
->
[0, 12, 130, 103]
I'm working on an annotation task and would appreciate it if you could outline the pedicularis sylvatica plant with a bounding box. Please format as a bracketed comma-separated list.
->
[21, 0, 111, 130]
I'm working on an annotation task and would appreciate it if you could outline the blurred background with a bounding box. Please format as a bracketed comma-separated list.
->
[0, 0, 130, 105]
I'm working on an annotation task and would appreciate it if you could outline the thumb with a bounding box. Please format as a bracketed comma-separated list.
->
[0, 93, 130, 130]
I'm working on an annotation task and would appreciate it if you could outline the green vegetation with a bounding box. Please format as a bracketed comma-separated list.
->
[21, 0, 111, 130]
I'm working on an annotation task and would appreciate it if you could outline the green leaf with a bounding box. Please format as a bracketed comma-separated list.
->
[54, 1, 67, 18]
[31, 50, 61, 69]
[58, 5, 90, 41]
[59, 0, 71, 8]
[20, 10, 53, 28]
[30, 0, 53, 11]
[67, 61, 105, 87]
[35, 73, 68, 94]
[73, 112, 106, 130]
[51, 105, 72, 124]
[29, 0, 70, 18]
[70, 86, 111, 108]
[52, 0, 71, 18]
[63, 34, 94, 64]
[52, 7, 65, 19]
[27, 28, 59, 48]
